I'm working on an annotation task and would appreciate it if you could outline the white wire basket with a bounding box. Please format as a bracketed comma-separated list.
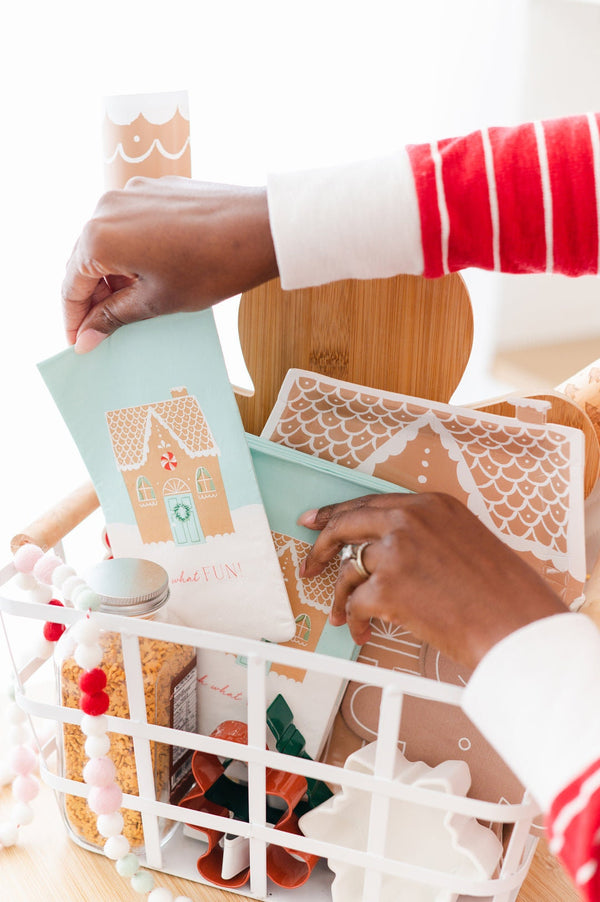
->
[0, 548, 539, 902]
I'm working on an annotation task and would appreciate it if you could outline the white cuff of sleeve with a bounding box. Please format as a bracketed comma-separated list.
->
[266, 150, 423, 289]
[462, 613, 600, 812]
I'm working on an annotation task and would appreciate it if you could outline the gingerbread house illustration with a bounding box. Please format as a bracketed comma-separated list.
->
[106, 387, 233, 546]
[269, 532, 340, 683]
[265, 371, 585, 607]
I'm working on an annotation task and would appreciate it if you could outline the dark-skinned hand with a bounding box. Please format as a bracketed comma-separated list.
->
[298, 492, 566, 671]
[62, 177, 277, 352]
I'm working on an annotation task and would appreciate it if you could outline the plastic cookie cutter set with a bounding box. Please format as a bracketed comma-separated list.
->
[179, 696, 332, 890]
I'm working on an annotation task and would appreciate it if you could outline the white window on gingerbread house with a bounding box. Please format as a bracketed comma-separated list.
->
[136, 475, 157, 505]
[293, 614, 312, 645]
[195, 467, 217, 497]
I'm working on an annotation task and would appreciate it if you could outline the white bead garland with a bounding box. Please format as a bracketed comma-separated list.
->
[3, 543, 194, 902]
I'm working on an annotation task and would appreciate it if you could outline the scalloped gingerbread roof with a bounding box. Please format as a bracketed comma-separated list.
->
[272, 531, 340, 612]
[106, 389, 216, 471]
[265, 372, 581, 565]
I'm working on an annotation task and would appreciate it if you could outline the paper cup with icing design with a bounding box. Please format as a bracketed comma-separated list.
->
[103, 90, 191, 189]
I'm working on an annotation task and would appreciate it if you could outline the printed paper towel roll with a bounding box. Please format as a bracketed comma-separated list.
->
[103, 90, 191, 189]
[558, 360, 600, 442]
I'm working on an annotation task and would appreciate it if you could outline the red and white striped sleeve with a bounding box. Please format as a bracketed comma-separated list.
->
[267, 113, 600, 288]
[267, 118, 600, 896]
[462, 613, 600, 901]
[548, 759, 600, 900]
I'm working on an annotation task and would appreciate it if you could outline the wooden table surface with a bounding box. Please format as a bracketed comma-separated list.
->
[0, 777, 581, 902]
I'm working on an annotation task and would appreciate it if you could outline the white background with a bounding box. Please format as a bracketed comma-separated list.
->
[1, 0, 600, 566]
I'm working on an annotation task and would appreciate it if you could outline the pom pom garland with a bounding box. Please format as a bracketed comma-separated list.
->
[13, 543, 43, 573]
[72, 617, 101, 645]
[148, 889, 176, 902]
[97, 811, 124, 837]
[62, 575, 85, 602]
[74, 642, 104, 671]
[7, 744, 37, 775]
[79, 667, 107, 694]
[48, 598, 65, 609]
[4, 543, 178, 900]
[84, 734, 111, 759]
[83, 755, 116, 787]
[80, 689, 110, 717]
[12, 802, 34, 826]
[51, 563, 76, 590]
[81, 713, 109, 736]
[0, 821, 19, 847]
[15, 572, 39, 591]
[88, 783, 123, 816]
[43, 620, 66, 642]
[12, 774, 40, 804]
[132, 871, 156, 894]
[32, 552, 63, 585]
[150, 892, 193, 902]
[116, 853, 142, 878]
[104, 834, 130, 860]
[73, 586, 102, 612]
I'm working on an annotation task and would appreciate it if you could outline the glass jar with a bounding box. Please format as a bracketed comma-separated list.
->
[55, 558, 197, 852]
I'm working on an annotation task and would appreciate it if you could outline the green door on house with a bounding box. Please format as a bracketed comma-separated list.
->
[164, 493, 205, 545]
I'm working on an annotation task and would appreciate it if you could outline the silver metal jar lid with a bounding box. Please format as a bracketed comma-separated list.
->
[84, 558, 170, 617]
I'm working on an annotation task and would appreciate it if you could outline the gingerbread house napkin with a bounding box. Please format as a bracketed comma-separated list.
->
[38, 312, 295, 642]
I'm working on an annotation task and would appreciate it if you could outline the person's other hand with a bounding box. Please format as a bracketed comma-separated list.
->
[298, 492, 567, 669]
[62, 177, 278, 352]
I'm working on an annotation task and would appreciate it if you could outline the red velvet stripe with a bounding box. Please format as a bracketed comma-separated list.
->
[548, 758, 600, 901]
[442, 130, 495, 272]
[544, 115, 599, 275]
[406, 141, 444, 277]
[490, 122, 547, 273]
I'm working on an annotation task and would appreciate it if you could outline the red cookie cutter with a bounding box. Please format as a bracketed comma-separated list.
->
[179, 720, 320, 889]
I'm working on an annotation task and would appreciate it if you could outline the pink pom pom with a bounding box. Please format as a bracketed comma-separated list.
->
[83, 756, 116, 787]
[12, 774, 39, 803]
[13, 544, 43, 574]
[88, 783, 122, 815]
[33, 553, 63, 585]
[8, 745, 37, 776]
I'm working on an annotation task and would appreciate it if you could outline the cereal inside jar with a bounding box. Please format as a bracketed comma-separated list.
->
[55, 558, 197, 852]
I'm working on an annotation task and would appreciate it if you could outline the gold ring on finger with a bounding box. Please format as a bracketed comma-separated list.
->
[353, 542, 371, 579]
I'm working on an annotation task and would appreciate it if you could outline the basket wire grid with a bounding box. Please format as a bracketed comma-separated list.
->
[0, 558, 539, 902]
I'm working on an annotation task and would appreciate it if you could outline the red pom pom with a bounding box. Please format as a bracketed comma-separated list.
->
[43, 599, 66, 641]
[43, 621, 66, 642]
[79, 668, 107, 694]
[80, 691, 110, 716]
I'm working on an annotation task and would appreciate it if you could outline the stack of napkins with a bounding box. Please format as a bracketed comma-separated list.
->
[38, 311, 294, 642]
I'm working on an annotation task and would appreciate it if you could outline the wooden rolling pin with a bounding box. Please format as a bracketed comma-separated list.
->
[10, 481, 100, 554]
